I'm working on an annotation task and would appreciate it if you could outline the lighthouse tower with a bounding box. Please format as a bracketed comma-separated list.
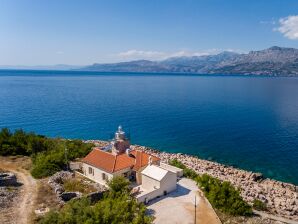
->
[111, 126, 130, 155]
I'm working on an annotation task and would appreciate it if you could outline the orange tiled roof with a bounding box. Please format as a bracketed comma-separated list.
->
[130, 150, 160, 171]
[82, 148, 135, 173]
[82, 148, 160, 173]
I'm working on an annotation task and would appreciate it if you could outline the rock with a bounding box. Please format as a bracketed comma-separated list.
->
[60, 192, 81, 202]
[87, 191, 104, 203]
[35, 205, 50, 216]
[0, 187, 18, 208]
[0, 172, 17, 186]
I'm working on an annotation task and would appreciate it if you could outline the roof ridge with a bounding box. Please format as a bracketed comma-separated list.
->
[112, 154, 117, 172]
[98, 148, 115, 155]
[139, 150, 142, 168]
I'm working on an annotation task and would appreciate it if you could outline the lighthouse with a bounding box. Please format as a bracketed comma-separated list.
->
[111, 126, 130, 155]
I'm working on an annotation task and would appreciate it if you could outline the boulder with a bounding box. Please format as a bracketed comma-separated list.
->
[60, 192, 81, 202]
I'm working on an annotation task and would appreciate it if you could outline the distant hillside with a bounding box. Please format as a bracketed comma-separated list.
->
[0, 64, 84, 71]
[82, 46, 298, 76]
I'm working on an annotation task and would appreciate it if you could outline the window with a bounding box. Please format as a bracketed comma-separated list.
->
[89, 167, 93, 175]
[102, 173, 106, 180]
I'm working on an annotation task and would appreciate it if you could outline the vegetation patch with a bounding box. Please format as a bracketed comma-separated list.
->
[63, 178, 97, 195]
[39, 176, 153, 224]
[169, 159, 253, 217]
[252, 199, 267, 211]
[0, 128, 94, 178]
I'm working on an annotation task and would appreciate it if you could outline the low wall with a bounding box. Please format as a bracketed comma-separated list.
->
[137, 188, 163, 204]
[160, 162, 183, 178]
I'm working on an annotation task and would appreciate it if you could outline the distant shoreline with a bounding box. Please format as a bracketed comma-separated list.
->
[0, 68, 298, 78]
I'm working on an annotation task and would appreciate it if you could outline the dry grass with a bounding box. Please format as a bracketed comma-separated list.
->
[0, 156, 32, 171]
[63, 178, 97, 195]
[35, 179, 60, 210]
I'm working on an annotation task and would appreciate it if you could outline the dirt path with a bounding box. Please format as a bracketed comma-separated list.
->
[0, 157, 37, 224]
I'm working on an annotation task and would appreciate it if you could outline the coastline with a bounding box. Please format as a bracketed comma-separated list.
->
[85, 140, 298, 221]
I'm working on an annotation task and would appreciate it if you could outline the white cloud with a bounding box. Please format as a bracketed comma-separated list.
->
[276, 15, 298, 40]
[116, 48, 242, 61]
[118, 50, 166, 60]
[259, 19, 276, 25]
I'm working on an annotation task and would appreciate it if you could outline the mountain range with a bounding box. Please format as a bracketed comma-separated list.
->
[82, 46, 298, 76]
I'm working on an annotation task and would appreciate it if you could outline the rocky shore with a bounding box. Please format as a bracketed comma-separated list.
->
[85, 140, 298, 221]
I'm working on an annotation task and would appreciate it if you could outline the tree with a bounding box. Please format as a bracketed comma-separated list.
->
[40, 192, 153, 224]
[107, 176, 131, 195]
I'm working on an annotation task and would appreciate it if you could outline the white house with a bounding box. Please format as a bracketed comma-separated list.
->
[81, 126, 160, 186]
[80, 126, 182, 203]
[136, 165, 177, 203]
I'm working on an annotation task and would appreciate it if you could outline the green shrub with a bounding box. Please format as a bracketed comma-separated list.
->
[40, 179, 153, 224]
[0, 128, 93, 179]
[253, 199, 267, 211]
[197, 174, 252, 216]
[169, 159, 252, 217]
[107, 175, 131, 197]
[31, 148, 65, 178]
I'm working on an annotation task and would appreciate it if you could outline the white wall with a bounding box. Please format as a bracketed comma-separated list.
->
[137, 170, 177, 203]
[160, 162, 183, 178]
[159, 170, 177, 194]
[82, 163, 132, 186]
[81, 163, 113, 185]
[141, 174, 160, 190]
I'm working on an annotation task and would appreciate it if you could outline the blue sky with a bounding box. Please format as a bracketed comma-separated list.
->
[1, 0, 298, 65]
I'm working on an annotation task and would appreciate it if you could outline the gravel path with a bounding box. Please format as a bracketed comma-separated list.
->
[0, 157, 37, 224]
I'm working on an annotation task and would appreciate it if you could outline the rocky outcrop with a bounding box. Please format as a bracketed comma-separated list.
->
[86, 191, 104, 204]
[60, 192, 82, 202]
[48, 171, 77, 203]
[0, 172, 19, 209]
[48, 171, 106, 204]
[0, 172, 17, 186]
[0, 187, 18, 208]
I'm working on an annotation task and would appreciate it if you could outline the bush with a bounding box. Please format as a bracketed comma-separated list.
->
[253, 199, 267, 211]
[197, 174, 252, 216]
[40, 179, 153, 224]
[0, 128, 94, 178]
[0, 128, 47, 156]
[107, 176, 131, 195]
[169, 159, 252, 216]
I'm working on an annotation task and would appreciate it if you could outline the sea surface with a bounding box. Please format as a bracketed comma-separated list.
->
[0, 70, 297, 185]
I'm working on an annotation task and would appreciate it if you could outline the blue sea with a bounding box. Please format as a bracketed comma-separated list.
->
[0, 70, 297, 185]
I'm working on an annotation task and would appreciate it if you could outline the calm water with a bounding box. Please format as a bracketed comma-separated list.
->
[0, 70, 297, 185]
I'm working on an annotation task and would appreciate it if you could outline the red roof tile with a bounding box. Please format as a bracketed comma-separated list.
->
[82, 148, 160, 173]
[82, 148, 134, 173]
[130, 150, 160, 171]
